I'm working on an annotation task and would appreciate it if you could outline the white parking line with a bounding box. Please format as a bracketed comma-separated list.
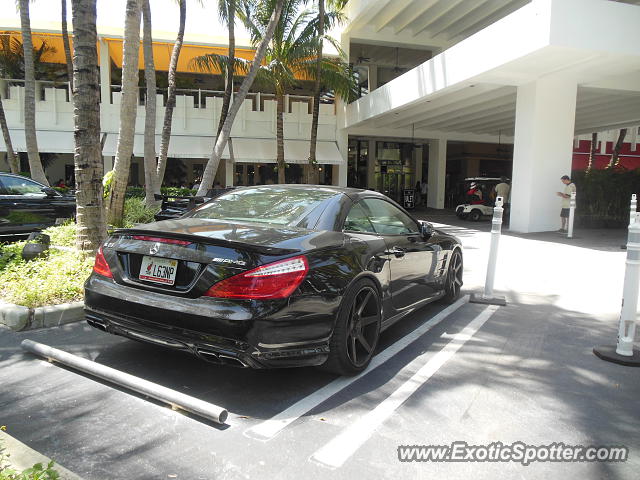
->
[244, 295, 470, 441]
[309, 304, 499, 469]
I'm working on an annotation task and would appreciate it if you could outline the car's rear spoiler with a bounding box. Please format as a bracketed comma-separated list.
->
[112, 227, 300, 257]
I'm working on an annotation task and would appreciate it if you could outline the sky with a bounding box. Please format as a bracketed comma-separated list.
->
[0, 0, 253, 45]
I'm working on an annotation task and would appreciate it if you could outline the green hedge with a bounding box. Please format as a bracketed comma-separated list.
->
[572, 168, 640, 228]
[125, 186, 197, 198]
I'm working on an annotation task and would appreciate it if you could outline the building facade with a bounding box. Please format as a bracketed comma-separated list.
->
[1, 0, 640, 232]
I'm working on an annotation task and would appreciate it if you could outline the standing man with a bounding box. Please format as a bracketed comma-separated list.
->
[421, 180, 428, 206]
[495, 176, 510, 205]
[556, 175, 576, 232]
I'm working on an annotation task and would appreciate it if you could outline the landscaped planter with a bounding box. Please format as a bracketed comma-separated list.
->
[0, 301, 85, 331]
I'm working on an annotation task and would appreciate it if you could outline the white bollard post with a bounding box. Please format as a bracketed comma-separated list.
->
[594, 212, 640, 365]
[567, 191, 576, 238]
[616, 213, 640, 356]
[470, 196, 507, 306]
[630, 194, 637, 225]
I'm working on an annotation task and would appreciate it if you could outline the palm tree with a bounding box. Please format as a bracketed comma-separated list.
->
[217, 0, 237, 137]
[586, 132, 597, 173]
[306, 0, 347, 184]
[0, 36, 58, 81]
[70, 0, 107, 252]
[156, 0, 186, 192]
[196, 0, 285, 195]
[0, 95, 19, 173]
[142, 0, 158, 207]
[61, 0, 74, 91]
[18, 0, 48, 185]
[107, 0, 142, 225]
[196, 0, 355, 184]
[609, 128, 627, 168]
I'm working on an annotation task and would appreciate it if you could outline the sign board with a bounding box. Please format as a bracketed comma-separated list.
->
[403, 189, 415, 209]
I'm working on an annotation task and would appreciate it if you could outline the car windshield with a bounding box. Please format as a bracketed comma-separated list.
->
[189, 186, 339, 226]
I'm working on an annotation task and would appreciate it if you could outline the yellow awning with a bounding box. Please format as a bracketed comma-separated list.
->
[0, 30, 256, 74]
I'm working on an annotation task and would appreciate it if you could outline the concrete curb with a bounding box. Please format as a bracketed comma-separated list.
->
[0, 301, 84, 331]
[0, 430, 85, 480]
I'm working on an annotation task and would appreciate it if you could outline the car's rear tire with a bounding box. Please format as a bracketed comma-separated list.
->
[470, 209, 482, 221]
[321, 278, 381, 376]
[456, 207, 467, 219]
[441, 249, 463, 304]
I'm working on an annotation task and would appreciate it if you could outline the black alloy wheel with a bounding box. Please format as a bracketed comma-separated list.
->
[470, 209, 482, 221]
[323, 279, 381, 376]
[441, 250, 463, 304]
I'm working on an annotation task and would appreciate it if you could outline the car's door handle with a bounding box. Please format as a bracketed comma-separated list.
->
[386, 246, 406, 258]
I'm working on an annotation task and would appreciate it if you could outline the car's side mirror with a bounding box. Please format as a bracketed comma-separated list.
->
[41, 187, 57, 197]
[419, 220, 435, 239]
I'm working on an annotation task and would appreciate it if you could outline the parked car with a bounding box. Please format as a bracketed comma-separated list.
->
[84, 185, 463, 375]
[0, 172, 75, 238]
[154, 188, 235, 221]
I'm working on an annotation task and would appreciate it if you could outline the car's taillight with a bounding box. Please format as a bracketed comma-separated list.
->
[132, 235, 191, 246]
[93, 246, 113, 278]
[204, 255, 309, 300]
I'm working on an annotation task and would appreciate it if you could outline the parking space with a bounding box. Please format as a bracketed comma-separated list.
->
[2, 219, 639, 479]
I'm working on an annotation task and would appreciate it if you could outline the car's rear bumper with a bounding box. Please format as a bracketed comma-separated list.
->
[84, 274, 339, 368]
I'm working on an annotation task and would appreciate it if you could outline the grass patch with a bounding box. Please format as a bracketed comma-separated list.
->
[1, 437, 60, 480]
[121, 197, 160, 228]
[0, 243, 93, 308]
[41, 222, 76, 247]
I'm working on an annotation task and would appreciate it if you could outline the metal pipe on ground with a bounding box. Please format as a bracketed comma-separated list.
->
[21, 339, 229, 424]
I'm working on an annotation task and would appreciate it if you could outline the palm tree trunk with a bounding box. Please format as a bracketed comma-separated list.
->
[218, 0, 235, 137]
[612, 128, 627, 167]
[586, 132, 597, 173]
[70, 0, 107, 252]
[61, 0, 74, 92]
[307, 0, 324, 185]
[0, 96, 19, 173]
[107, 0, 142, 225]
[142, 0, 158, 207]
[156, 0, 186, 191]
[276, 89, 286, 183]
[19, 0, 48, 185]
[197, 0, 285, 196]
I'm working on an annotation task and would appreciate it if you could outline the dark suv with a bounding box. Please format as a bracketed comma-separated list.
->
[0, 173, 75, 238]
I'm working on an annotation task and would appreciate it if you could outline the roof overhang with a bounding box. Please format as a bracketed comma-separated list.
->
[344, 0, 640, 141]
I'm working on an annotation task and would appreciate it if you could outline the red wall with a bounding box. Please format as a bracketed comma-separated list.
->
[573, 139, 640, 170]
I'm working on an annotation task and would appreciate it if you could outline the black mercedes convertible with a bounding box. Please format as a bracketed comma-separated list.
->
[84, 185, 463, 375]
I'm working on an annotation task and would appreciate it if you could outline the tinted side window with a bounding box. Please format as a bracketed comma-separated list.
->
[0, 176, 45, 196]
[344, 203, 376, 234]
[361, 198, 419, 235]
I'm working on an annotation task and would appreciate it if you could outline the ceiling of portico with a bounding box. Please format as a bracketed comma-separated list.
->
[354, 82, 640, 140]
[345, 0, 640, 53]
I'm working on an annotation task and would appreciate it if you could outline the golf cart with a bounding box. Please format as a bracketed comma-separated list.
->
[455, 177, 508, 221]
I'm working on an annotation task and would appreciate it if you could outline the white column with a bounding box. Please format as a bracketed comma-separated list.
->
[99, 39, 111, 104]
[510, 75, 577, 233]
[367, 138, 376, 189]
[415, 145, 423, 183]
[225, 159, 234, 187]
[427, 139, 446, 209]
[368, 65, 377, 92]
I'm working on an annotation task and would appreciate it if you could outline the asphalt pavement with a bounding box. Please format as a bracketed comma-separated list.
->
[1, 214, 638, 480]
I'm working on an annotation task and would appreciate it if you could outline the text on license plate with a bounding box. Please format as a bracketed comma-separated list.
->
[139, 256, 178, 285]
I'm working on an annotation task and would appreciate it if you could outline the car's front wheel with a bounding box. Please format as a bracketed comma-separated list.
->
[441, 249, 463, 304]
[322, 279, 381, 376]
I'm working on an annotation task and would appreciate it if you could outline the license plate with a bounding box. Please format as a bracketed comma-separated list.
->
[139, 256, 178, 285]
